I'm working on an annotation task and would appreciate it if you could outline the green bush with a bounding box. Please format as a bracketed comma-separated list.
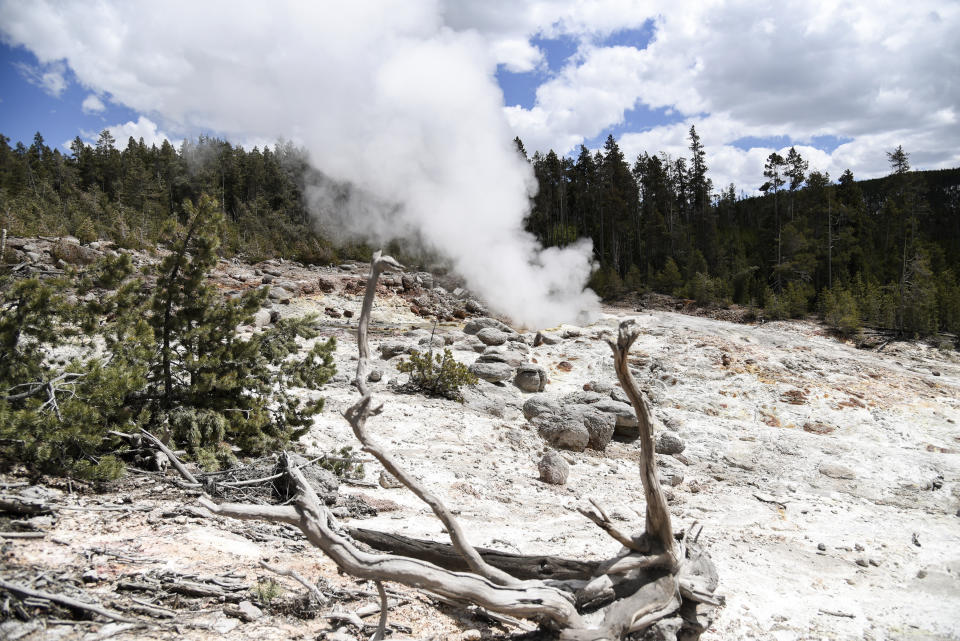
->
[685, 272, 723, 306]
[397, 347, 477, 401]
[765, 281, 813, 320]
[654, 258, 683, 295]
[821, 287, 861, 336]
[588, 265, 623, 299]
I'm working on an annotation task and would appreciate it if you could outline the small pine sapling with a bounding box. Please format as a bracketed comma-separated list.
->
[397, 347, 477, 401]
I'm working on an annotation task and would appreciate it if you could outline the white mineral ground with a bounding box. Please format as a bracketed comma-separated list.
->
[6, 264, 960, 641]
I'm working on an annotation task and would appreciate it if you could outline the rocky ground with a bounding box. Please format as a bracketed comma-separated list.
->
[2, 241, 959, 640]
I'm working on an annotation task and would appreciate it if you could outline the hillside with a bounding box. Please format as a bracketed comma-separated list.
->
[2, 253, 958, 640]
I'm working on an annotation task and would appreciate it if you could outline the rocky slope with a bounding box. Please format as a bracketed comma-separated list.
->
[2, 249, 959, 640]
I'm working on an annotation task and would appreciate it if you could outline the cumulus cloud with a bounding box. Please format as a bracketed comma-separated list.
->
[104, 116, 174, 149]
[475, 1, 960, 189]
[13, 60, 67, 97]
[81, 93, 105, 114]
[0, 0, 598, 328]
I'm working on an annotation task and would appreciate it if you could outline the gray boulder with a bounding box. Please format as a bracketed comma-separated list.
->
[533, 331, 561, 346]
[252, 309, 272, 327]
[533, 411, 590, 451]
[378, 341, 410, 360]
[464, 317, 513, 335]
[592, 399, 639, 430]
[538, 450, 569, 485]
[468, 361, 514, 383]
[476, 328, 508, 346]
[454, 335, 486, 353]
[577, 406, 616, 451]
[478, 347, 526, 368]
[583, 380, 616, 394]
[514, 364, 547, 393]
[268, 286, 292, 302]
[655, 431, 685, 455]
[522, 395, 560, 420]
[418, 335, 446, 349]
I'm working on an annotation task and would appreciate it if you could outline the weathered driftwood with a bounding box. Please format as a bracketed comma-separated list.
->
[347, 527, 601, 581]
[200, 251, 719, 639]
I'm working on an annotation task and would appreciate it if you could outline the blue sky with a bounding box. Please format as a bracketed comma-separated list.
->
[0, 43, 142, 150]
[1, 1, 957, 193]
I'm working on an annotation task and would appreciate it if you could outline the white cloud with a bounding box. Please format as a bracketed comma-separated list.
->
[104, 116, 175, 149]
[461, 1, 960, 190]
[489, 38, 543, 73]
[13, 60, 67, 97]
[81, 93, 105, 114]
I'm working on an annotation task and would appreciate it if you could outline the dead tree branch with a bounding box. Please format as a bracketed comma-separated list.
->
[0, 578, 139, 623]
[196, 253, 719, 640]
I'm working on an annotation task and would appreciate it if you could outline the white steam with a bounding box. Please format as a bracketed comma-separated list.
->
[0, 0, 598, 328]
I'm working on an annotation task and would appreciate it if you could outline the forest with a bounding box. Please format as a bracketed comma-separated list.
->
[1, 128, 959, 338]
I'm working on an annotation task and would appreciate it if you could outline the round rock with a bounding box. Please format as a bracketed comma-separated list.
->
[655, 431, 685, 455]
[514, 364, 547, 393]
[522, 395, 560, 420]
[476, 328, 508, 346]
[538, 450, 569, 485]
[468, 361, 514, 383]
[533, 410, 590, 452]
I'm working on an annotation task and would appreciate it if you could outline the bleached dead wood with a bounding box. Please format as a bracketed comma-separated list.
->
[198, 251, 719, 640]
[0, 579, 138, 623]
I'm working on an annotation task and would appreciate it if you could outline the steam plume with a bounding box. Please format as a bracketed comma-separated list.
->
[0, 0, 599, 327]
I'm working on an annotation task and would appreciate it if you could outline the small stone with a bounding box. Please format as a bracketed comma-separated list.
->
[237, 600, 263, 622]
[343, 309, 354, 318]
[819, 462, 856, 480]
[932, 370, 941, 376]
[317, 276, 336, 292]
[655, 432, 685, 455]
[817, 543, 827, 551]
[855, 558, 869, 567]
[378, 341, 409, 360]
[268, 286, 292, 302]
[461, 631, 482, 641]
[538, 450, 569, 485]
[81, 569, 101, 583]
[253, 309, 272, 327]
[917, 569, 927, 578]
[367, 369, 383, 382]
[855, 543, 864, 552]
[465, 300, 485, 314]
[533, 331, 560, 346]
[269, 310, 281, 324]
[379, 470, 403, 489]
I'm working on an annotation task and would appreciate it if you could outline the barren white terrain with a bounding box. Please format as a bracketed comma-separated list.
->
[4, 264, 959, 641]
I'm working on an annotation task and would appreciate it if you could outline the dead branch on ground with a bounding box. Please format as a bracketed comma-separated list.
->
[199, 250, 720, 639]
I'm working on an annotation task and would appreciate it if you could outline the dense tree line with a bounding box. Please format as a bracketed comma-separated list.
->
[1, 128, 958, 338]
[519, 131, 960, 338]
[0, 130, 365, 263]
